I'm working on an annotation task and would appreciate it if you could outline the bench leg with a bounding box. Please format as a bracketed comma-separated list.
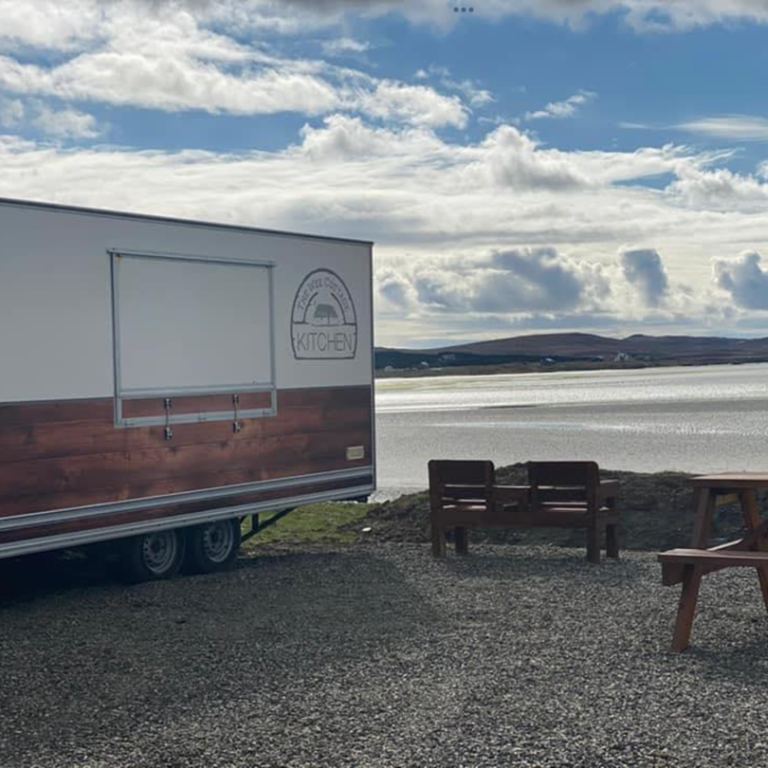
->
[431, 523, 446, 558]
[455, 527, 468, 555]
[606, 524, 619, 559]
[670, 564, 703, 653]
[586, 526, 601, 564]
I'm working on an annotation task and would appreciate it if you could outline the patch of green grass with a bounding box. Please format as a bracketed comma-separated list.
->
[242, 502, 376, 551]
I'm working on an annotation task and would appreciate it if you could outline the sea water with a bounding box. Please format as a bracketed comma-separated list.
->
[374, 362, 768, 498]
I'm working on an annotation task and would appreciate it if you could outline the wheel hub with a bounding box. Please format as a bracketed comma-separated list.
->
[141, 531, 178, 575]
[201, 521, 235, 563]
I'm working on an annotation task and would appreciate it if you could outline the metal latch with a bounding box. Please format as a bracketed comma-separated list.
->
[164, 397, 173, 440]
[232, 394, 242, 433]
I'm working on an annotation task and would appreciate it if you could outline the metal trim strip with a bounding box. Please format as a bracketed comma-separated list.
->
[367, 242, 378, 493]
[0, 484, 375, 561]
[108, 248, 276, 268]
[0, 466, 374, 533]
[0, 197, 374, 246]
[0, 383, 374, 408]
[119, 384, 275, 399]
[120, 407, 275, 429]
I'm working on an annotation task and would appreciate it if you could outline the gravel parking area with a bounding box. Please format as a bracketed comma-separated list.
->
[2, 543, 768, 767]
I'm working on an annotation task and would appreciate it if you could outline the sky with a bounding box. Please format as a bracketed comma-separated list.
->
[2, 1, 768, 348]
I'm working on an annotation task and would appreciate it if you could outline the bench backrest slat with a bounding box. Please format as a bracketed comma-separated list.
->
[428, 460, 495, 507]
[528, 461, 601, 511]
[528, 461, 600, 488]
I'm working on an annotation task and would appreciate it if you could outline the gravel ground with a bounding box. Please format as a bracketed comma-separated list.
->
[2, 544, 768, 768]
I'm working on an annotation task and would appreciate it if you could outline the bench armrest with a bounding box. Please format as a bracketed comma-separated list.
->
[598, 480, 619, 501]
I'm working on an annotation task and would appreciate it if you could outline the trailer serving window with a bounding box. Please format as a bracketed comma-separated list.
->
[110, 249, 276, 429]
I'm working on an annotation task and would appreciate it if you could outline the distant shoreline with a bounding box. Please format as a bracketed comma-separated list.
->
[375, 356, 768, 379]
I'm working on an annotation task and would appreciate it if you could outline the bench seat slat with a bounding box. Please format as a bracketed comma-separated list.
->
[438, 509, 618, 529]
[659, 548, 768, 567]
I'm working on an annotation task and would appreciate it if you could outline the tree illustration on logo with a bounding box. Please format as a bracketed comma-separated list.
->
[291, 268, 358, 359]
[313, 303, 340, 325]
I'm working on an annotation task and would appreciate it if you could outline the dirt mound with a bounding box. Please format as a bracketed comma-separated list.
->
[357, 465, 761, 551]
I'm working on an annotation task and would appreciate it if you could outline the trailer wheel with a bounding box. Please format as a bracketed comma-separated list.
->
[120, 529, 185, 583]
[185, 519, 241, 574]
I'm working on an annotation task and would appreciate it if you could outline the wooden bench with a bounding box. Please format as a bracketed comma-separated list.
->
[428, 460, 620, 562]
[428, 460, 529, 557]
[527, 461, 620, 564]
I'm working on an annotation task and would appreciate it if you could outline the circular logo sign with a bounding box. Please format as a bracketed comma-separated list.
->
[291, 269, 358, 360]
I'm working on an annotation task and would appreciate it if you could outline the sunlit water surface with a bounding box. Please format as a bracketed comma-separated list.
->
[373, 363, 768, 498]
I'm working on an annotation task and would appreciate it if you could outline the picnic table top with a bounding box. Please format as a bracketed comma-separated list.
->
[689, 473, 768, 489]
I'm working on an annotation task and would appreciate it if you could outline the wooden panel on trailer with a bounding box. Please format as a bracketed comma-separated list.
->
[0, 386, 372, 518]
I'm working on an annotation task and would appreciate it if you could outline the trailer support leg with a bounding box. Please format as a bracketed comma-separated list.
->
[240, 508, 295, 543]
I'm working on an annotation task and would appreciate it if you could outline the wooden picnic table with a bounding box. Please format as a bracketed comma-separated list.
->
[659, 473, 768, 652]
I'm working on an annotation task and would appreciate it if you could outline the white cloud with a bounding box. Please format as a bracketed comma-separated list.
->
[405, 248, 607, 314]
[30, 102, 102, 139]
[443, 79, 494, 109]
[380, 245, 692, 321]
[713, 251, 768, 310]
[2, 113, 768, 342]
[0, 53, 344, 116]
[0, 7, 467, 128]
[416, 65, 495, 109]
[617, 0, 768, 31]
[299, 114, 444, 160]
[0, 97, 24, 127]
[676, 115, 768, 141]
[321, 37, 370, 55]
[621, 248, 670, 307]
[0, 97, 102, 139]
[524, 90, 596, 121]
[0, 0, 102, 49]
[3, 0, 768, 59]
[351, 80, 467, 128]
[2, 0, 768, 344]
[0, 116, 745, 250]
[216, 1, 768, 33]
[619, 121, 654, 130]
[473, 126, 590, 190]
[667, 165, 768, 210]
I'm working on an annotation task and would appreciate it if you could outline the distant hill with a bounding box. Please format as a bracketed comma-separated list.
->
[375, 332, 768, 372]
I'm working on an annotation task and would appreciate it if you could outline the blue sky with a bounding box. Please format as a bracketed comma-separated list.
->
[2, 0, 768, 347]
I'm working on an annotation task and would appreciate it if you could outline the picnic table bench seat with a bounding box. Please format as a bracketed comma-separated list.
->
[660, 548, 768, 567]
[658, 474, 768, 652]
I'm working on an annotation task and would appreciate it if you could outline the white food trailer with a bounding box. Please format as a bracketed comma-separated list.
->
[0, 198, 375, 580]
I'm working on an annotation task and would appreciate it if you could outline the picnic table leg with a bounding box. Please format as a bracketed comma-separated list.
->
[671, 564, 703, 653]
[739, 490, 768, 613]
[455, 527, 468, 555]
[606, 524, 619, 559]
[691, 488, 714, 548]
[668, 488, 714, 652]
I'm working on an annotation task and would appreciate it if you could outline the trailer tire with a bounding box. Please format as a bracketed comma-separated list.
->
[120, 529, 185, 583]
[185, 519, 241, 574]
